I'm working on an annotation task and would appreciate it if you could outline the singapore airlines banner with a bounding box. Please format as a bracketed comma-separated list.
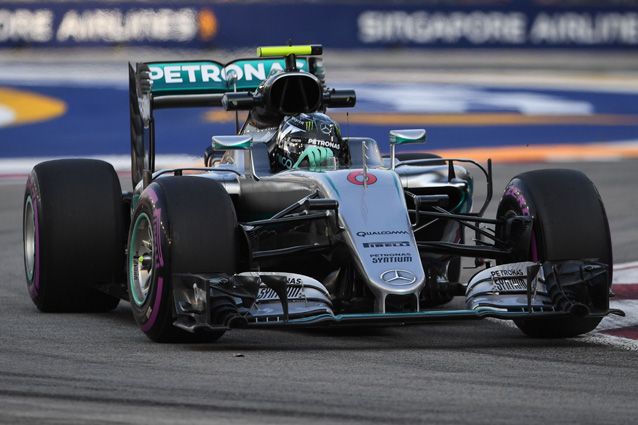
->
[0, 1, 637, 49]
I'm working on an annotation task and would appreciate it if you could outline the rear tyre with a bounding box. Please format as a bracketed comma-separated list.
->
[128, 177, 238, 342]
[496, 169, 612, 338]
[23, 159, 123, 312]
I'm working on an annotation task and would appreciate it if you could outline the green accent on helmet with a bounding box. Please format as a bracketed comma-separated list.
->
[293, 146, 334, 169]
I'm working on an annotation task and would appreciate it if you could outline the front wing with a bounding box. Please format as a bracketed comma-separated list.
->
[169, 260, 624, 333]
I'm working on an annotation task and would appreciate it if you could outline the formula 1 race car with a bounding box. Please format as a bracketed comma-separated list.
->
[23, 45, 623, 342]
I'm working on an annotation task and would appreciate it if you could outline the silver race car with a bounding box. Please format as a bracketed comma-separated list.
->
[23, 45, 622, 342]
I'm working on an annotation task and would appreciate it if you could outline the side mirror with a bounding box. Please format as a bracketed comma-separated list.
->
[389, 129, 426, 145]
[212, 135, 253, 150]
[388, 129, 426, 170]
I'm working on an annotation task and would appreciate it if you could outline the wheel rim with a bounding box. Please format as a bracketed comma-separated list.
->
[23, 196, 35, 282]
[129, 213, 154, 306]
[502, 201, 539, 263]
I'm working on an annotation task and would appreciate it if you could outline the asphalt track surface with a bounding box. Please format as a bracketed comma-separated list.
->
[1, 160, 637, 425]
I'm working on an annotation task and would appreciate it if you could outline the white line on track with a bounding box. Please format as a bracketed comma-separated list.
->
[614, 261, 638, 273]
[599, 300, 638, 330]
[580, 333, 638, 351]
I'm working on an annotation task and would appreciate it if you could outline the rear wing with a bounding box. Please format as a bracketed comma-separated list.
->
[130, 51, 324, 110]
[129, 51, 325, 187]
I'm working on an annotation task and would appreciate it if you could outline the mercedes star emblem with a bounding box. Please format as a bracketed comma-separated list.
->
[380, 270, 417, 285]
[319, 122, 332, 134]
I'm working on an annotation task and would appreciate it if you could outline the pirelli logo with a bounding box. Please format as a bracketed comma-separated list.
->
[363, 241, 410, 248]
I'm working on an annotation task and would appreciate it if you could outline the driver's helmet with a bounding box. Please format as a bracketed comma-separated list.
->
[269, 113, 350, 172]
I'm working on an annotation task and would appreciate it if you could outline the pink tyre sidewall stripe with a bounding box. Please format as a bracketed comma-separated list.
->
[33, 193, 40, 293]
[141, 277, 164, 333]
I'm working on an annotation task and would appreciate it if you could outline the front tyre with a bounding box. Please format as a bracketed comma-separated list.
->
[127, 177, 239, 342]
[496, 169, 612, 338]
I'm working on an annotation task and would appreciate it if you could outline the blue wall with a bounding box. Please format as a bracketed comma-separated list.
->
[1, 1, 637, 49]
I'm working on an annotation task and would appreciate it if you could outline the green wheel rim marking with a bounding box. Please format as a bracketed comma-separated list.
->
[129, 212, 154, 306]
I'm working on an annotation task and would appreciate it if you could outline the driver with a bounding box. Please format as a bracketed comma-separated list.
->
[269, 113, 350, 172]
